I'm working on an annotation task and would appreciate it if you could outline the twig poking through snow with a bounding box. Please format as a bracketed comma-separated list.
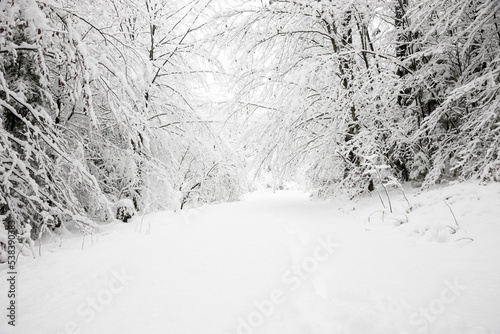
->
[445, 225, 457, 234]
[15, 243, 26, 263]
[443, 199, 459, 227]
[138, 198, 160, 233]
[376, 190, 386, 209]
[456, 237, 474, 242]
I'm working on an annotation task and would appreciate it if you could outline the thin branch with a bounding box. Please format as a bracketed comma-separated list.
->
[443, 199, 459, 227]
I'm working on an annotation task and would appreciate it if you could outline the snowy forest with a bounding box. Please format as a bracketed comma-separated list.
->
[2, 0, 498, 240]
[1, 0, 500, 333]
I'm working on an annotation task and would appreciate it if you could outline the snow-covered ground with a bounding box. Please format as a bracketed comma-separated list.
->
[1, 182, 500, 334]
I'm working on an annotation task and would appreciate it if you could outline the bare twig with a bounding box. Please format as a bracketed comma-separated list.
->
[15, 243, 26, 263]
[443, 199, 459, 226]
[455, 237, 474, 242]
[139, 198, 160, 233]
[445, 225, 457, 234]
[398, 184, 410, 207]
[376, 190, 386, 209]
[367, 210, 386, 223]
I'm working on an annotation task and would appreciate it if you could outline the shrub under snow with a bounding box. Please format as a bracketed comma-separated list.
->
[115, 199, 135, 223]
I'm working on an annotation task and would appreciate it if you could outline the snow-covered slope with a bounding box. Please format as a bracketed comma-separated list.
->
[1, 182, 499, 334]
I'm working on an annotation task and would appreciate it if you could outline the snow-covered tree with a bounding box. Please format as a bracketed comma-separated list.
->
[213, 0, 499, 197]
[1, 0, 247, 250]
[0, 0, 110, 239]
[402, 0, 500, 185]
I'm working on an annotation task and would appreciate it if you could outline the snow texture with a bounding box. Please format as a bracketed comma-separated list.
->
[0, 182, 499, 334]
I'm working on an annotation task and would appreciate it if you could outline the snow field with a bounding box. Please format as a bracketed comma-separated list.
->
[0, 182, 499, 334]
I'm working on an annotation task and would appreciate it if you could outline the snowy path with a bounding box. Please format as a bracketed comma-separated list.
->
[1, 186, 500, 334]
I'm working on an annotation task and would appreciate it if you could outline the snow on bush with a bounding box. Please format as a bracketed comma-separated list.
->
[114, 199, 135, 223]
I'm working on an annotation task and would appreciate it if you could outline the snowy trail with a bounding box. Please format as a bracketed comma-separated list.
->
[1, 186, 500, 334]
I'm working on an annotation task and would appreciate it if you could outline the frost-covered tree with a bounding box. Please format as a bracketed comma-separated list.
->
[402, 0, 500, 185]
[213, 0, 397, 196]
[97, 0, 246, 209]
[1, 0, 247, 252]
[0, 0, 111, 240]
[213, 0, 499, 197]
